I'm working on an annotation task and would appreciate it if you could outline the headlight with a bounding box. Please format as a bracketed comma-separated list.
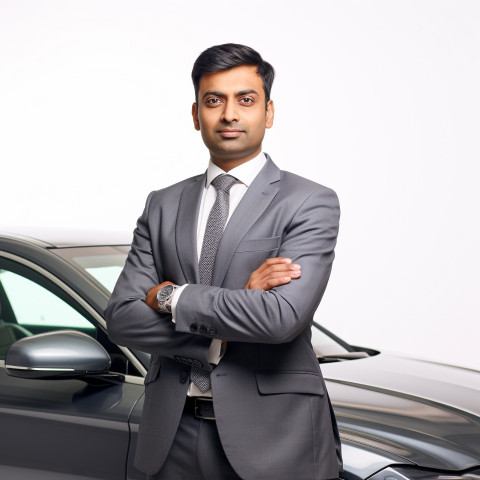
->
[368, 466, 480, 480]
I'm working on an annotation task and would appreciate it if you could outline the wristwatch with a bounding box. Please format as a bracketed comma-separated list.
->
[156, 284, 179, 313]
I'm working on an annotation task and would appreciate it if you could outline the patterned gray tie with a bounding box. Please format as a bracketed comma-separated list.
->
[190, 173, 238, 393]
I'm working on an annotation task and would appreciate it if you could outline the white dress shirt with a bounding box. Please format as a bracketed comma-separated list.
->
[171, 151, 267, 396]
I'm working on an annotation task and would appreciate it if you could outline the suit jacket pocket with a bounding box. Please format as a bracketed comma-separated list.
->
[256, 371, 325, 396]
[236, 236, 281, 253]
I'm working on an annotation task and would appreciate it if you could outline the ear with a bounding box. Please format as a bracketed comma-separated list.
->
[192, 102, 200, 131]
[266, 100, 274, 129]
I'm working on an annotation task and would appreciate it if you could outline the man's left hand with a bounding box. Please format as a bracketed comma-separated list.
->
[245, 257, 301, 290]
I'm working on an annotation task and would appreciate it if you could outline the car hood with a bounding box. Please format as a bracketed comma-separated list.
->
[322, 353, 480, 478]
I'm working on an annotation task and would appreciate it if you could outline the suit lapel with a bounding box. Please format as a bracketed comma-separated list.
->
[212, 156, 281, 286]
[175, 174, 205, 284]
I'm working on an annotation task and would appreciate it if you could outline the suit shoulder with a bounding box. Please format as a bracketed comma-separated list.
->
[278, 169, 339, 204]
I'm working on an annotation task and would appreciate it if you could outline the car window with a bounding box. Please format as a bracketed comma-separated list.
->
[0, 270, 94, 330]
[0, 260, 96, 360]
[53, 246, 129, 292]
[0, 255, 142, 376]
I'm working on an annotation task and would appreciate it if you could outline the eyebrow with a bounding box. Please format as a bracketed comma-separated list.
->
[201, 89, 259, 100]
[237, 89, 259, 96]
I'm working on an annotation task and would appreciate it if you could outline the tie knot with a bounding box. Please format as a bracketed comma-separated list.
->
[211, 174, 237, 194]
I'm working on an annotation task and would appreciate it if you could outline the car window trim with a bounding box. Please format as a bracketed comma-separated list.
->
[0, 251, 146, 380]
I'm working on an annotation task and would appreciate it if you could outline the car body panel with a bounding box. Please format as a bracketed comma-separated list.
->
[322, 355, 480, 477]
[0, 228, 133, 249]
[323, 354, 480, 416]
[0, 363, 144, 479]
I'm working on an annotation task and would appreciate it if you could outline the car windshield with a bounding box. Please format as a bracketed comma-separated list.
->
[311, 325, 349, 356]
[54, 246, 130, 292]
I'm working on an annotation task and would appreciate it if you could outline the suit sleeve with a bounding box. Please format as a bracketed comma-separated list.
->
[174, 187, 340, 343]
[105, 192, 211, 365]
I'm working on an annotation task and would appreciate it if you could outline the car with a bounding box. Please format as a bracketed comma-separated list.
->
[0, 228, 479, 480]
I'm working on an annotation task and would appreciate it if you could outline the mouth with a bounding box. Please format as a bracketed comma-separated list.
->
[217, 129, 244, 138]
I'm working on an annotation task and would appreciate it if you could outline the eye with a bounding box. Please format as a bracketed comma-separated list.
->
[206, 97, 222, 105]
[239, 96, 255, 105]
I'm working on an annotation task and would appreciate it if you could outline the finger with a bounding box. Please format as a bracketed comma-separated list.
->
[253, 267, 300, 288]
[262, 270, 299, 281]
[260, 267, 301, 287]
[256, 257, 293, 273]
[259, 261, 299, 274]
[290, 269, 301, 278]
[261, 263, 301, 275]
[264, 276, 292, 289]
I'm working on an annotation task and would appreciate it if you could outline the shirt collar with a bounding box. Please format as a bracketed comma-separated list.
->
[205, 152, 267, 188]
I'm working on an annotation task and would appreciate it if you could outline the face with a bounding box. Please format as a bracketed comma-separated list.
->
[192, 65, 274, 171]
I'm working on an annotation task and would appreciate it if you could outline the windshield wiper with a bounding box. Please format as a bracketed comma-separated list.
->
[317, 351, 369, 363]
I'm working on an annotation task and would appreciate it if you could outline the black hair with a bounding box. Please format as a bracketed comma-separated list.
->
[191, 43, 275, 106]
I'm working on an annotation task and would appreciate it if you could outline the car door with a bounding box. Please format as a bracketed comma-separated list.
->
[0, 254, 145, 479]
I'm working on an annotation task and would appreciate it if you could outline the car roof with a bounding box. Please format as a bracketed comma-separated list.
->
[0, 227, 132, 248]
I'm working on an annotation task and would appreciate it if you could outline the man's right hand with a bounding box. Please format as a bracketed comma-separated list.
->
[245, 257, 301, 291]
[146, 281, 176, 311]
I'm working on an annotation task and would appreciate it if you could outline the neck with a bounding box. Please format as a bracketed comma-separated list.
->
[210, 149, 262, 172]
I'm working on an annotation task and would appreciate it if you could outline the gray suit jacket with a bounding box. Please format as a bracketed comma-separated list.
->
[106, 155, 342, 480]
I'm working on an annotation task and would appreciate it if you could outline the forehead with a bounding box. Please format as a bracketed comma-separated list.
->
[198, 65, 264, 96]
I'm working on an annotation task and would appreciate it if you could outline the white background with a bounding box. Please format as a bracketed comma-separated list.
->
[1, 1, 479, 369]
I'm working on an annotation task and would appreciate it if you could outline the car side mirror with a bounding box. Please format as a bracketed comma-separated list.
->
[5, 330, 113, 381]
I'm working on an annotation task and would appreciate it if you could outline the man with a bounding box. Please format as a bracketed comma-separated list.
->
[106, 43, 342, 480]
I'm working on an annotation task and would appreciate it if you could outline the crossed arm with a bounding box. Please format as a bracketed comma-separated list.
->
[145, 257, 302, 310]
[107, 256, 301, 361]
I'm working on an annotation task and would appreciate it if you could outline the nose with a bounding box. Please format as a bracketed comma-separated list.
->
[221, 99, 239, 123]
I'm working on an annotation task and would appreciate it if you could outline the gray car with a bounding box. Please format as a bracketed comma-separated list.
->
[1, 229, 479, 480]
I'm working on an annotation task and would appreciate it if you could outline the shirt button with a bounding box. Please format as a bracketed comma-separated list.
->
[190, 324, 198, 333]
[199, 325, 208, 334]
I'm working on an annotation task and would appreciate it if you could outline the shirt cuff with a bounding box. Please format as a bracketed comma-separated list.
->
[171, 284, 188, 323]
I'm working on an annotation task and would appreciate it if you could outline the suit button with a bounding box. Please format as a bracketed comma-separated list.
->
[208, 328, 217, 336]
[199, 325, 208, 334]
[179, 370, 189, 384]
[190, 324, 198, 333]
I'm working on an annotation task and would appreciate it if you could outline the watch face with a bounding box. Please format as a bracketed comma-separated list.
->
[157, 284, 174, 302]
